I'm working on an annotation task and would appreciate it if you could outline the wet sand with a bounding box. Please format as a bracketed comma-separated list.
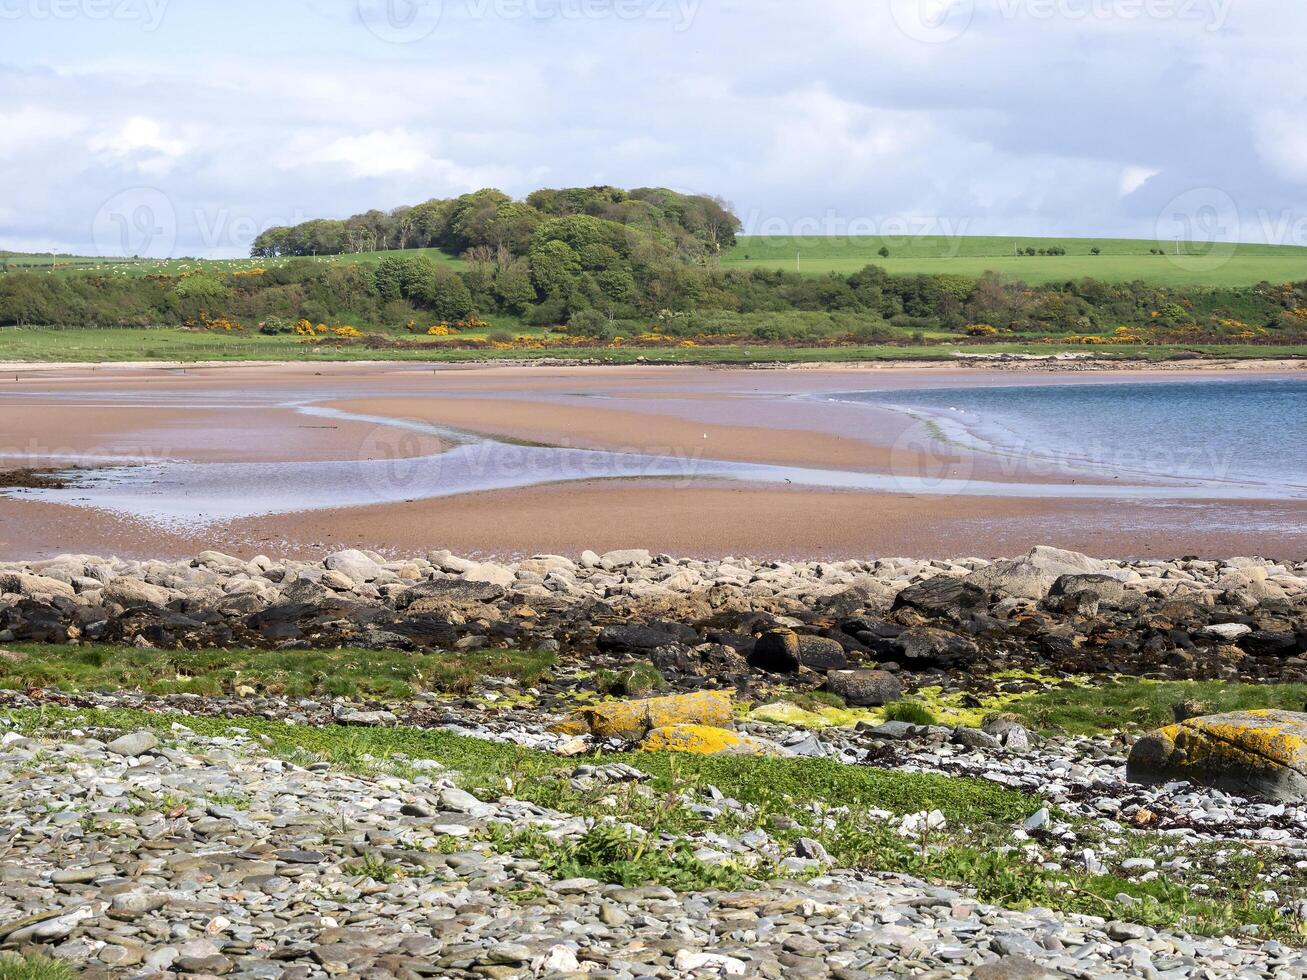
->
[1, 361, 1304, 560]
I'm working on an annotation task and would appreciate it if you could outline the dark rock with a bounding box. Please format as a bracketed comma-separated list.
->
[597, 624, 680, 653]
[894, 576, 988, 618]
[749, 629, 802, 672]
[396, 579, 505, 609]
[825, 669, 901, 707]
[896, 626, 980, 668]
[796, 635, 849, 671]
[1241, 630, 1298, 657]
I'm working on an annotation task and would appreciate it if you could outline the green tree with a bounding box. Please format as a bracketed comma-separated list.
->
[411, 264, 474, 320]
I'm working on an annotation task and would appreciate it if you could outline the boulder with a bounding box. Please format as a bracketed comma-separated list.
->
[1202, 623, 1253, 642]
[600, 549, 652, 570]
[640, 725, 788, 757]
[1050, 573, 1129, 607]
[1127, 709, 1307, 801]
[0, 573, 76, 600]
[105, 731, 159, 758]
[553, 691, 734, 741]
[597, 624, 681, 653]
[324, 549, 383, 584]
[893, 576, 988, 617]
[896, 626, 980, 668]
[103, 577, 172, 608]
[397, 579, 506, 609]
[461, 563, 516, 588]
[797, 635, 849, 671]
[826, 669, 901, 707]
[748, 630, 849, 673]
[969, 547, 1110, 600]
[748, 629, 801, 672]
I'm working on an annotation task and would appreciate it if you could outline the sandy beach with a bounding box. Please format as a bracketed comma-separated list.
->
[2, 360, 1305, 560]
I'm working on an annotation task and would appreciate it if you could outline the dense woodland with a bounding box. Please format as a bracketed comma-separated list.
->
[2, 186, 1307, 344]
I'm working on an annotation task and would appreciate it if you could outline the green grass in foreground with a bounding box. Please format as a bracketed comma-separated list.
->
[0, 643, 556, 699]
[1009, 679, 1307, 736]
[1, 326, 1303, 364]
[725, 235, 1307, 287]
[0, 956, 75, 980]
[2, 702, 1298, 938]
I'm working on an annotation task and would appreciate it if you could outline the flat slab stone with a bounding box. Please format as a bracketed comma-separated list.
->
[1127, 709, 1307, 801]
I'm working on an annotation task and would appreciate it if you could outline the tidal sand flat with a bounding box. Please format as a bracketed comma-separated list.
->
[2, 362, 1306, 560]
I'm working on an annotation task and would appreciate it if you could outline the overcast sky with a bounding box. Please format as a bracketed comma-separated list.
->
[3, 0, 1306, 257]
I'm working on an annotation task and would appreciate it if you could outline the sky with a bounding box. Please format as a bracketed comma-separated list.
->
[2, 0, 1307, 258]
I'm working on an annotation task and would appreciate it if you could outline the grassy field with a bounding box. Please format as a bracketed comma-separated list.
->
[1, 326, 1303, 364]
[724, 235, 1307, 287]
[0, 643, 556, 699]
[0, 247, 464, 279]
[9, 234, 1307, 288]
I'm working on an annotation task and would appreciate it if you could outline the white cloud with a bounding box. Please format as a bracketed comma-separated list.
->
[0, 108, 86, 159]
[1120, 166, 1160, 197]
[1255, 110, 1307, 183]
[89, 116, 190, 176]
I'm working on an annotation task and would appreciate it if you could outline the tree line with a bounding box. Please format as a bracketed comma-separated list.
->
[1, 184, 1305, 342]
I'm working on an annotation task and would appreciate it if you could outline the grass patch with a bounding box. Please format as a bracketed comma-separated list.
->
[0, 956, 76, 980]
[0, 643, 555, 700]
[593, 664, 667, 698]
[881, 700, 940, 726]
[496, 823, 750, 891]
[1008, 679, 1307, 736]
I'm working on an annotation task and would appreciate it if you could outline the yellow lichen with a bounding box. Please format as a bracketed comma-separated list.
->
[640, 725, 778, 756]
[550, 691, 734, 740]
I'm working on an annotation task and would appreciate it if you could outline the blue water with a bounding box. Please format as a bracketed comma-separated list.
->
[835, 378, 1307, 494]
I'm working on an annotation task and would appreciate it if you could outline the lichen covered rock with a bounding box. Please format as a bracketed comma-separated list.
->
[552, 690, 734, 741]
[640, 724, 786, 756]
[1127, 709, 1307, 801]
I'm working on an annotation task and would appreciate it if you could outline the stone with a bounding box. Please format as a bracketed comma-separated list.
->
[103, 576, 172, 608]
[970, 547, 1110, 600]
[597, 623, 680, 653]
[1050, 573, 1129, 607]
[0, 572, 76, 599]
[641, 725, 788, 756]
[324, 549, 383, 583]
[796, 635, 849, 671]
[105, 730, 159, 757]
[826, 669, 901, 707]
[600, 549, 652, 569]
[674, 950, 747, 976]
[555, 690, 734, 740]
[749, 629, 802, 672]
[894, 575, 989, 617]
[462, 562, 517, 588]
[1203, 622, 1253, 642]
[897, 626, 980, 668]
[1128, 709, 1307, 801]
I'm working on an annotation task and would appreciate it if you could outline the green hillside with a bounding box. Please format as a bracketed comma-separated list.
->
[723, 236, 1307, 287]
[0, 248, 464, 279]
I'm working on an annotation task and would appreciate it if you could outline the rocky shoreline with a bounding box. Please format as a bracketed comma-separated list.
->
[4, 545, 1307, 978]
[3, 545, 1305, 690]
